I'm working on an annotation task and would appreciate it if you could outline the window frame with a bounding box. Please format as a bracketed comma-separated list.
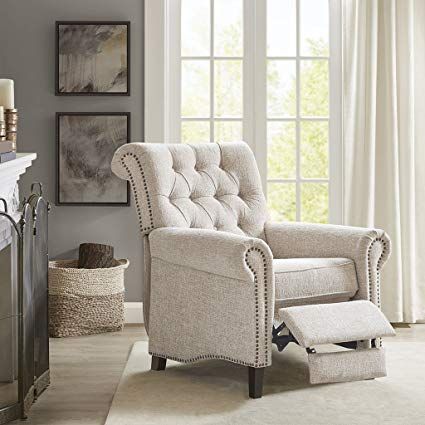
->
[180, 0, 245, 144]
[253, 0, 342, 224]
[146, 0, 343, 224]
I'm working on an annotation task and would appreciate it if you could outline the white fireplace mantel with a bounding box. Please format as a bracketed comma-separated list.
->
[0, 153, 37, 248]
[0, 153, 37, 212]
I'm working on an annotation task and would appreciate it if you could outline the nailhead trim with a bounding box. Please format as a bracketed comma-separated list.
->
[149, 351, 257, 367]
[120, 153, 154, 233]
[367, 237, 389, 307]
[245, 247, 270, 368]
[367, 237, 389, 348]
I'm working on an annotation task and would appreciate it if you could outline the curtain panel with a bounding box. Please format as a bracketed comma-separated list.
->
[343, 0, 425, 322]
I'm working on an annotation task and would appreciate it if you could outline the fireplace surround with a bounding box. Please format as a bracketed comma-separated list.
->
[0, 178, 50, 423]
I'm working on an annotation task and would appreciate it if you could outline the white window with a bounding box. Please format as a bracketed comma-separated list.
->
[147, 0, 342, 224]
[265, 0, 341, 224]
[180, 0, 244, 144]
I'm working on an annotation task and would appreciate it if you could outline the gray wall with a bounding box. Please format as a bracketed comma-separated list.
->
[0, 0, 145, 301]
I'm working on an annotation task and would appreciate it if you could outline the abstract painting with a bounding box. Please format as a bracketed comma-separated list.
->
[56, 22, 130, 95]
[56, 113, 130, 205]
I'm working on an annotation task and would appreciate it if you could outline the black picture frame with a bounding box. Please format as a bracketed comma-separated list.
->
[56, 112, 131, 206]
[55, 21, 131, 96]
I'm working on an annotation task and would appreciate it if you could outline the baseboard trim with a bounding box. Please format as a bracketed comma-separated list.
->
[124, 302, 144, 324]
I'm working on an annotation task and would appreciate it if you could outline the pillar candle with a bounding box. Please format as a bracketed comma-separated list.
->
[0, 106, 4, 122]
[0, 79, 14, 109]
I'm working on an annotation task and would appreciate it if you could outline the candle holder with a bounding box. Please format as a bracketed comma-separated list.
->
[4, 109, 18, 152]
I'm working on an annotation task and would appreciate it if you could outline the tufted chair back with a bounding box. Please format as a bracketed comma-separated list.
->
[111, 142, 268, 239]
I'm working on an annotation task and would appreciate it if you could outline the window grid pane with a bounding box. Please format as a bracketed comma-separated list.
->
[300, 120, 328, 178]
[300, 0, 329, 57]
[267, 121, 296, 179]
[181, 0, 210, 56]
[267, 0, 296, 56]
[214, 59, 243, 118]
[300, 59, 329, 117]
[301, 182, 328, 223]
[266, 0, 329, 222]
[181, 0, 244, 144]
[267, 60, 296, 118]
[182, 121, 210, 143]
[267, 183, 296, 222]
[214, 120, 243, 142]
[181, 60, 210, 117]
[214, 0, 243, 57]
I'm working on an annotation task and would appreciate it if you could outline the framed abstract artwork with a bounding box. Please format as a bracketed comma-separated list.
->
[56, 112, 130, 205]
[55, 21, 130, 95]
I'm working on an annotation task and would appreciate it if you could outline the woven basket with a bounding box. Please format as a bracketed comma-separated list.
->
[49, 259, 129, 337]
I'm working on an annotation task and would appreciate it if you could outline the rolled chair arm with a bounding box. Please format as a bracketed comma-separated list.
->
[148, 227, 275, 367]
[111, 143, 156, 234]
[149, 227, 272, 282]
[264, 221, 391, 305]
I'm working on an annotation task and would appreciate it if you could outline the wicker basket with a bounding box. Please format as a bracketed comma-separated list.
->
[49, 259, 129, 337]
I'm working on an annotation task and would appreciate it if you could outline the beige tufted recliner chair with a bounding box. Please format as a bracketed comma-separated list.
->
[111, 141, 395, 399]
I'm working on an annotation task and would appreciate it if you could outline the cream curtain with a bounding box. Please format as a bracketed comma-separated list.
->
[343, 0, 425, 323]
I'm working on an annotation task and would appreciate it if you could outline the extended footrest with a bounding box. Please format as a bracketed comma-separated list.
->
[308, 347, 386, 384]
[277, 300, 395, 384]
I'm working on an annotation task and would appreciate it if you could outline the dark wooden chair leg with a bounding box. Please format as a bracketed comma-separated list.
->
[248, 367, 265, 399]
[151, 355, 167, 371]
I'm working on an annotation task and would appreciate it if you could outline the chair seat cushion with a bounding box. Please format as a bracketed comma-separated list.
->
[273, 257, 358, 308]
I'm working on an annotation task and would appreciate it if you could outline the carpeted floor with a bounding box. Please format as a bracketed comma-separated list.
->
[105, 340, 425, 425]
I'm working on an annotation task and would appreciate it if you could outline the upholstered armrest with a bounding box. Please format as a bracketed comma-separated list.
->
[264, 221, 391, 304]
[149, 227, 272, 282]
[147, 227, 275, 368]
[264, 222, 391, 264]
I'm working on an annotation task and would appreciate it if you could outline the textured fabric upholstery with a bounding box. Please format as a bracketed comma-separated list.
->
[148, 227, 275, 368]
[264, 222, 391, 307]
[150, 227, 270, 282]
[111, 142, 393, 373]
[142, 235, 152, 333]
[111, 142, 268, 238]
[308, 348, 387, 384]
[273, 258, 358, 308]
[278, 300, 396, 348]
